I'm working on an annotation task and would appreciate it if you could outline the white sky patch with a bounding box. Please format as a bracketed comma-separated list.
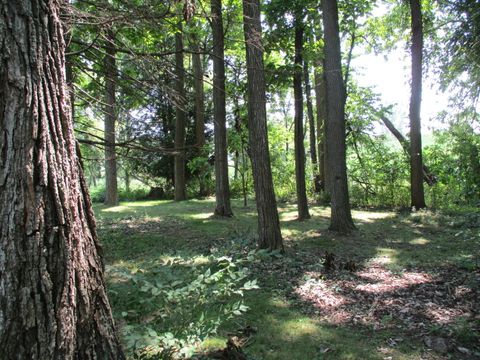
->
[351, 46, 450, 135]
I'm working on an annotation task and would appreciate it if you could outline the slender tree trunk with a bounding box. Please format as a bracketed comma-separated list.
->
[0, 1, 124, 358]
[380, 115, 436, 186]
[104, 29, 119, 206]
[192, 35, 207, 197]
[321, 0, 355, 232]
[293, 21, 311, 220]
[242, 0, 284, 251]
[305, 60, 323, 195]
[212, 0, 233, 217]
[304, 61, 317, 173]
[174, 22, 187, 201]
[409, 0, 426, 209]
[314, 66, 327, 193]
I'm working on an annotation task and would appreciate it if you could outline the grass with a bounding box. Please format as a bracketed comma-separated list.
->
[94, 199, 480, 359]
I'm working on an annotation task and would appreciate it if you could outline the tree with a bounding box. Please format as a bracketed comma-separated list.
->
[409, 0, 426, 209]
[212, 0, 233, 216]
[293, 13, 311, 220]
[0, 1, 124, 358]
[321, 0, 355, 232]
[191, 30, 209, 197]
[174, 21, 187, 201]
[304, 60, 319, 192]
[242, 0, 284, 250]
[314, 61, 327, 194]
[104, 28, 119, 206]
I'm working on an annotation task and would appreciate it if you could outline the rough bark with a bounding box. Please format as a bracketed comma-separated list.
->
[192, 35, 208, 197]
[293, 21, 311, 221]
[0, 1, 124, 359]
[380, 116, 437, 186]
[409, 0, 426, 209]
[104, 29, 119, 206]
[321, 0, 356, 232]
[242, 0, 284, 251]
[212, 0, 233, 217]
[174, 22, 187, 201]
[314, 62, 327, 193]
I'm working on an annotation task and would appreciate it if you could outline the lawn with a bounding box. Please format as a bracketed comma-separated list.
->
[93, 199, 480, 359]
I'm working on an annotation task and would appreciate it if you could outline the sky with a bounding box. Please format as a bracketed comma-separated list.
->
[351, 42, 450, 138]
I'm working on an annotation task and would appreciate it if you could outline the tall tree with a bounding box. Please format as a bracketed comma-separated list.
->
[321, 0, 355, 232]
[409, 0, 426, 209]
[192, 36, 208, 197]
[314, 62, 327, 194]
[293, 15, 311, 220]
[304, 60, 319, 192]
[174, 22, 187, 201]
[242, 0, 284, 250]
[104, 28, 119, 206]
[0, 1, 124, 358]
[211, 0, 233, 216]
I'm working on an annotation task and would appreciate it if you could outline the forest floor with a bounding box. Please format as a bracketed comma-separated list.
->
[94, 199, 480, 360]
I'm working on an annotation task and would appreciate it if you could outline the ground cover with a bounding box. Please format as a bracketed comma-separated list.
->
[94, 200, 480, 359]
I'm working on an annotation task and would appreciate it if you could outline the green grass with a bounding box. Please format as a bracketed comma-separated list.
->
[94, 199, 480, 359]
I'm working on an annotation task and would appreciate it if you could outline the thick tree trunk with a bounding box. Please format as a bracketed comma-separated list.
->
[0, 1, 124, 359]
[104, 29, 119, 206]
[321, 0, 355, 232]
[314, 63, 327, 194]
[409, 0, 426, 209]
[212, 0, 233, 217]
[242, 0, 284, 251]
[174, 22, 187, 201]
[192, 36, 208, 197]
[293, 22, 311, 221]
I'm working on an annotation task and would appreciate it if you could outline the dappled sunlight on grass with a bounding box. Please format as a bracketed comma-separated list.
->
[352, 210, 396, 223]
[101, 205, 133, 213]
[371, 247, 400, 265]
[279, 209, 299, 222]
[93, 199, 479, 359]
[409, 237, 431, 245]
[278, 318, 319, 337]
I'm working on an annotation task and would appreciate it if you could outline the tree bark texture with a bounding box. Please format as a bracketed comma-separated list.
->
[211, 0, 233, 217]
[104, 29, 119, 206]
[192, 34, 208, 197]
[314, 62, 327, 193]
[293, 22, 311, 221]
[321, 0, 355, 232]
[0, 1, 125, 359]
[242, 0, 284, 251]
[409, 0, 426, 209]
[174, 22, 187, 201]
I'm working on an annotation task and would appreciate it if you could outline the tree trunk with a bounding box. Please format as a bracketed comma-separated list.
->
[304, 60, 319, 191]
[174, 22, 187, 201]
[192, 34, 208, 197]
[212, 0, 233, 217]
[293, 21, 311, 221]
[242, 0, 284, 251]
[104, 29, 119, 206]
[314, 62, 327, 194]
[0, 1, 124, 359]
[380, 115, 436, 186]
[409, 0, 426, 209]
[321, 0, 355, 232]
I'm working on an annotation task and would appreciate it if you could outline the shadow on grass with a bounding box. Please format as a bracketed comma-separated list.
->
[93, 199, 479, 359]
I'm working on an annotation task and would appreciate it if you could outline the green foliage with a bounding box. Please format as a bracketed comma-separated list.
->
[424, 119, 480, 208]
[109, 251, 260, 359]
